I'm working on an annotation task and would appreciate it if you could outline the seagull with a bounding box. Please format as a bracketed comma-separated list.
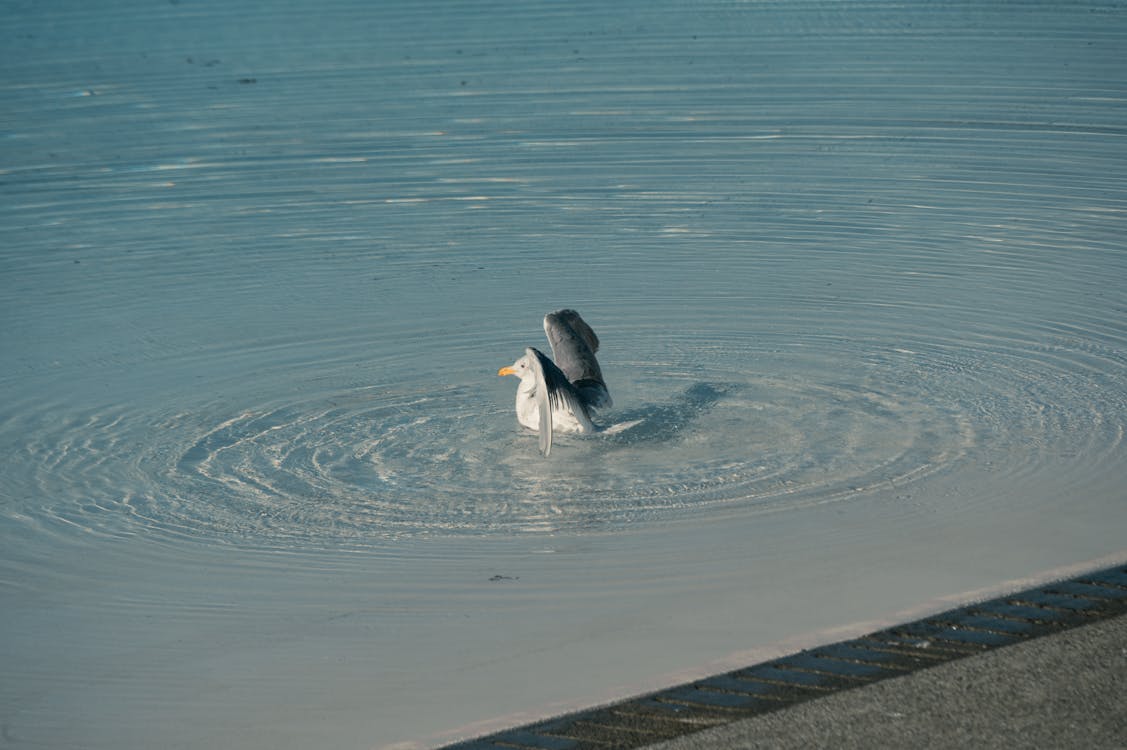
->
[498, 309, 612, 456]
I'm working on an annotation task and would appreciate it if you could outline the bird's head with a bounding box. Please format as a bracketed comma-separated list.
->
[498, 350, 535, 381]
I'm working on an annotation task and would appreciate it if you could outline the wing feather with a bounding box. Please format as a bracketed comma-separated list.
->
[543, 310, 612, 409]
[525, 348, 554, 455]
[527, 347, 590, 456]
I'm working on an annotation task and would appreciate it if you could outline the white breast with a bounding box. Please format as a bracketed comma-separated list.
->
[514, 389, 594, 434]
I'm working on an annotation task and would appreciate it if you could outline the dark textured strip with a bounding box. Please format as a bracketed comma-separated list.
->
[780, 651, 893, 679]
[735, 663, 838, 688]
[1044, 580, 1125, 599]
[972, 601, 1073, 623]
[693, 674, 787, 696]
[890, 620, 1020, 647]
[950, 613, 1037, 634]
[1081, 568, 1127, 588]
[809, 642, 912, 667]
[441, 564, 1127, 750]
[659, 686, 767, 710]
[1012, 591, 1102, 611]
[495, 730, 580, 750]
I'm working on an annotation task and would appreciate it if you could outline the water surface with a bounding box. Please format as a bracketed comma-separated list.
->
[2, 2, 1126, 748]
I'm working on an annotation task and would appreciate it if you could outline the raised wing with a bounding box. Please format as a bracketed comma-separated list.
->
[543, 309, 612, 409]
[526, 347, 587, 456]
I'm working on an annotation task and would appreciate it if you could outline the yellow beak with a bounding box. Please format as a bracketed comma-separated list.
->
[498, 366, 517, 377]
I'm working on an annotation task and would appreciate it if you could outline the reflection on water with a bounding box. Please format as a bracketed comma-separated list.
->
[2, 1, 1127, 748]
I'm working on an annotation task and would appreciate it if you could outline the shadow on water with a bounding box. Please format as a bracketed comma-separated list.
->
[599, 382, 733, 447]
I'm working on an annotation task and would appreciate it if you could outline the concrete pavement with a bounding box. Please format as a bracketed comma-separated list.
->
[642, 613, 1127, 749]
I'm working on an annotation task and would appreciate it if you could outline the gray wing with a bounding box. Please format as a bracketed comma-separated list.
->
[527, 347, 587, 456]
[543, 309, 612, 409]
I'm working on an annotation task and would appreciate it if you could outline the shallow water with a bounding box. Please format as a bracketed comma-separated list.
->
[3, 1, 1127, 748]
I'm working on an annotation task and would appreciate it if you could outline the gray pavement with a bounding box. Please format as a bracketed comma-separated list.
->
[642, 613, 1127, 750]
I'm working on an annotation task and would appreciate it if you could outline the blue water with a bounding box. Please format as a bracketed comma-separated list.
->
[3, 2, 1127, 748]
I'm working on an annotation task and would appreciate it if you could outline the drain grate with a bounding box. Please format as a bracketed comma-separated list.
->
[440, 564, 1127, 750]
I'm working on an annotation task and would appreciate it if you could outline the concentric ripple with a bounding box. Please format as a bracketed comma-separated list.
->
[12, 318, 1123, 550]
[0, 382, 938, 547]
[158, 375, 968, 542]
[0, 0, 1123, 553]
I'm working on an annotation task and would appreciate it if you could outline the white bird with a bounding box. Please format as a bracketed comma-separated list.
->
[498, 309, 612, 456]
